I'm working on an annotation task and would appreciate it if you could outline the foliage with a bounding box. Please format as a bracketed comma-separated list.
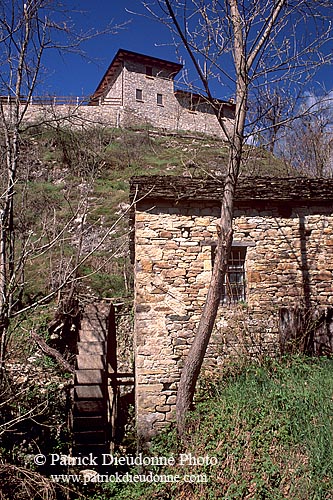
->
[0, 124, 328, 498]
[88, 356, 333, 500]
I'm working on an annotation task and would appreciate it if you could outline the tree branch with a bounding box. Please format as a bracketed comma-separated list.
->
[30, 330, 74, 373]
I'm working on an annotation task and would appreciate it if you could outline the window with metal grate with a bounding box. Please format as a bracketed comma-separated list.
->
[211, 245, 247, 304]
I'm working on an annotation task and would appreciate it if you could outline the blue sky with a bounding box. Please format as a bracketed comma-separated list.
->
[40, 1, 332, 100]
[40, 1, 180, 97]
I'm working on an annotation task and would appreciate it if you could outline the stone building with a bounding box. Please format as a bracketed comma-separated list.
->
[90, 49, 235, 137]
[4, 49, 234, 136]
[129, 175, 333, 440]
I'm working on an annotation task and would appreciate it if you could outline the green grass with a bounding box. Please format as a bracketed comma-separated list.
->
[2, 125, 305, 500]
[91, 356, 333, 500]
[14, 125, 292, 311]
[79, 264, 127, 298]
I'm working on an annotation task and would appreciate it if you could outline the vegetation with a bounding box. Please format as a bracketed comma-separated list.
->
[90, 356, 333, 500]
[6, 124, 291, 307]
[0, 124, 329, 499]
[2, 355, 333, 499]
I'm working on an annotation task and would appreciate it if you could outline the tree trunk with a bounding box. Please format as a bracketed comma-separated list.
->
[175, 0, 249, 435]
[176, 177, 234, 434]
[31, 331, 74, 373]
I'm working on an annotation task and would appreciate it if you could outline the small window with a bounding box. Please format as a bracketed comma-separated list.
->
[157, 93, 163, 105]
[146, 66, 153, 77]
[211, 245, 247, 304]
[136, 89, 143, 101]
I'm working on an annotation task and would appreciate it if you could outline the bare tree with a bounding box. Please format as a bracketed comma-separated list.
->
[278, 92, 333, 176]
[248, 87, 333, 174]
[247, 87, 297, 153]
[145, 0, 333, 434]
[0, 0, 121, 379]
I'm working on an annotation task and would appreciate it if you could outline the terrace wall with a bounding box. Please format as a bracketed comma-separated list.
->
[5, 56, 234, 137]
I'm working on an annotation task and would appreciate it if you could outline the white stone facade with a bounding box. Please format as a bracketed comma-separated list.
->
[91, 49, 235, 137]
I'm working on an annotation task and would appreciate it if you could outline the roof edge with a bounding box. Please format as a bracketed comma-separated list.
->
[91, 48, 183, 101]
[129, 175, 333, 202]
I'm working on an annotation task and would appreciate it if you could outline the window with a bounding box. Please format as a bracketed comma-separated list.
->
[157, 93, 163, 105]
[136, 89, 143, 101]
[146, 66, 153, 77]
[212, 245, 247, 304]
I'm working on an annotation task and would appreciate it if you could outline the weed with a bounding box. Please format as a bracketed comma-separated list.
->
[89, 356, 333, 500]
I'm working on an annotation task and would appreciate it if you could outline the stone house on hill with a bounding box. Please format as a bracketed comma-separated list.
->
[129, 175, 333, 440]
[90, 49, 235, 137]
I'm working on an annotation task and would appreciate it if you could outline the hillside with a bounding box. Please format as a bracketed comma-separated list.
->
[92, 356, 333, 500]
[18, 125, 293, 301]
[0, 124, 304, 500]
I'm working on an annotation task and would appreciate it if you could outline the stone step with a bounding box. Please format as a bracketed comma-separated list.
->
[76, 354, 105, 370]
[75, 385, 104, 400]
[75, 369, 104, 385]
[77, 342, 106, 355]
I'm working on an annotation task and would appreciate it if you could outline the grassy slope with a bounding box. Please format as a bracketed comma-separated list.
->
[95, 356, 333, 500]
[20, 125, 292, 301]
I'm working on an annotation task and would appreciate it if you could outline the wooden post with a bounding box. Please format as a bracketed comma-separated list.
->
[279, 307, 333, 355]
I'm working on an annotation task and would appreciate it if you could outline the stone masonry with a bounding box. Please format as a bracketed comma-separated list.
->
[130, 176, 333, 440]
[4, 49, 235, 137]
[91, 49, 235, 138]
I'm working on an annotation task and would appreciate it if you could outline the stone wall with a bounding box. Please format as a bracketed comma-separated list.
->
[175, 92, 234, 138]
[104, 64, 123, 105]
[4, 56, 234, 137]
[131, 176, 333, 440]
[119, 58, 178, 131]
[116, 60, 233, 137]
[12, 97, 233, 138]
[99, 56, 234, 137]
[16, 103, 120, 129]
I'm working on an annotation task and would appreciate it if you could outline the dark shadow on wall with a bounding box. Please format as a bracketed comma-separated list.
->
[298, 215, 311, 309]
[279, 215, 333, 355]
[279, 307, 333, 355]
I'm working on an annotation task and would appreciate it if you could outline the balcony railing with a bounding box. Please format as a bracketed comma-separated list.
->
[0, 95, 123, 107]
[0, 95, 90, 106]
